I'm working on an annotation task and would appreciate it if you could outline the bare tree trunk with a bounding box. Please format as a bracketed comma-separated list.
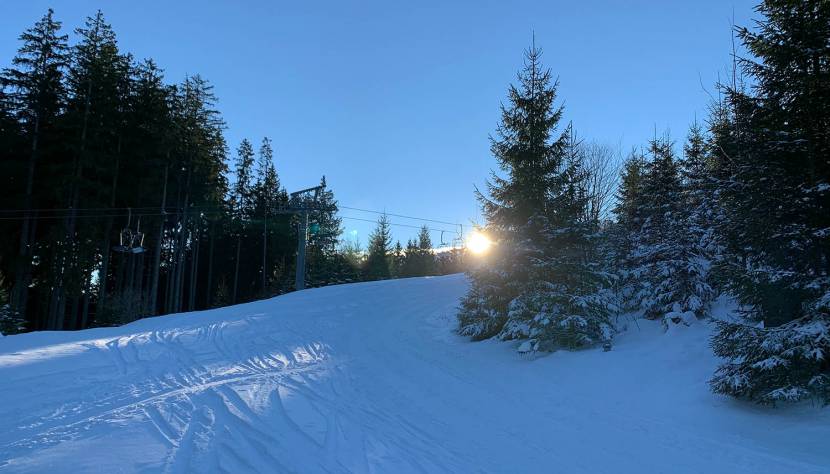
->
[262, 214, 267, 296]
[205, 220, 215, 308]
[188, 225, 200, 311]
[80, 292, 90, 329]
[49, 75, 93, 330]
[97, 145, 121, 317]
[173, 216, 187, 313]
[12, 114, 41, 324]
[134, 252, 145, 319]
[165, 247, 175, 314]
[233, 233, 242, 304]
[172, 155, 193, 313]
[116, 252, 127, 294]
[16, 213, 38, 327]
[148, 165, 168, 315]
[69, 296, 80, 330]
[125, 254, 136, 298]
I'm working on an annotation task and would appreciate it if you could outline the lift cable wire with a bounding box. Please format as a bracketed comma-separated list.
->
[338, 206, 458, 227]
[0, 207, 463, 236]
[340, 215, 457, 235]
[0, 204, 462, 228]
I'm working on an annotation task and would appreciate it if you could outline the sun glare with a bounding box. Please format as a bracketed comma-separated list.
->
[467, 231, 492, 255]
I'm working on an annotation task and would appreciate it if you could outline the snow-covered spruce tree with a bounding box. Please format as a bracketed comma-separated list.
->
[677, 124, 717, 316]
[709, 0, 830, 405]
[680, 122, 718, 259]
[512, 132, 614, 350]
[625, 134, 715, 325]
[458, 42, 611, 350]
[610, 151, 648, 313]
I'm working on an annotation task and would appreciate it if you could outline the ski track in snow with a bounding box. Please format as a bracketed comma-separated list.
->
[1, 275, 828, 473]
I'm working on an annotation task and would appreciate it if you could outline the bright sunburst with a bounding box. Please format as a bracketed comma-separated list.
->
[466, 231, 492, 255]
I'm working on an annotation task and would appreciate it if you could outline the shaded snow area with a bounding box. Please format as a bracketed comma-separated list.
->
[1, 275, 828, 473]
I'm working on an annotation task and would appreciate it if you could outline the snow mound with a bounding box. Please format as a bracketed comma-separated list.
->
[1, 274, 828, 473]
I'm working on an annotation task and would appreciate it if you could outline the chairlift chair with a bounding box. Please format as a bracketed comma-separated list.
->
[113, 209, 146, 254]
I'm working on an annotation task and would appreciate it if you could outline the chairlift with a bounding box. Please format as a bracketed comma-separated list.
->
[113, 209, 146, 254]
[440, 228, 463, 250]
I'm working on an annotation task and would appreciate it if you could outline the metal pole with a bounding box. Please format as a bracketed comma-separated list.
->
[295, 211, 308, 290]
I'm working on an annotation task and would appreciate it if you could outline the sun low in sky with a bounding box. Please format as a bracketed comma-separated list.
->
[466, 230, 492, 255]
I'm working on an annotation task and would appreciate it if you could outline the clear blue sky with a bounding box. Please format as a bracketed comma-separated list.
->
[1, 0, 758, 246]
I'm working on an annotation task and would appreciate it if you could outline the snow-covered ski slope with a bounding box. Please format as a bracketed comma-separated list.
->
[1, 274, 828, 473]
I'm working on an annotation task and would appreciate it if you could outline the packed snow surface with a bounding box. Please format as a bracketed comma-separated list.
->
[1, 275, 828, 473]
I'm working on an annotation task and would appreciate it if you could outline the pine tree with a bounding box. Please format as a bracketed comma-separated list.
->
[416, 225, 436, 276]
[400, 239, 419, 277]
[233, 139, 256, 217]
[307, 176, 341, 255]
[390, 240, 404, 277]
[709, 0, 830, 404]
[458, 41, 612, 350]
[610, 150, 647, 310]
[364, 214, 392, 280]
[128, 59, 175, 317]
[251, 137, 284, 295]
[253, 137, 283, 215]
[678, 123, 717, 314]
[628, 134, 712, 325]
[305, 177, 347, 287]
[680, 122, 715, 251]
[166, 74, 228, 313]
[50, 10, 129, 330]
[231, 138, 256, 303]
[1, 9, 69, 328]
[338, 233, 364, 278]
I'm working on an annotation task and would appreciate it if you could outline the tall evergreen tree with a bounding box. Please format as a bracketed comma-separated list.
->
[390, 240, 404, 277]
[253, 137, 286, 216]
[127, 59, 175, 318]
[416, 225, 436, 276]
[458, 41, 611, 350]
[1, 9, 69, 328]
[400, 226, 436, 277]
[680, 121, 717, 255]
[297, 176, 349, 288]
[709, 0, 830, 404]
[231, 138, 255, 303]
[364, 214, 392, 280]
[232, 139, 256, 217]
[47, 10, 129, 330]
[250, 137, 290, 295]
[400, 239, 419, 277]
[628, 134, 713, 325]
[307, 176, 341, 255]
[610, 149, 647, 310]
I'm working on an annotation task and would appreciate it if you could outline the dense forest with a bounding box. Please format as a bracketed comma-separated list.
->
[0, 10, 462, 334]
[459, 0, 829, 405]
